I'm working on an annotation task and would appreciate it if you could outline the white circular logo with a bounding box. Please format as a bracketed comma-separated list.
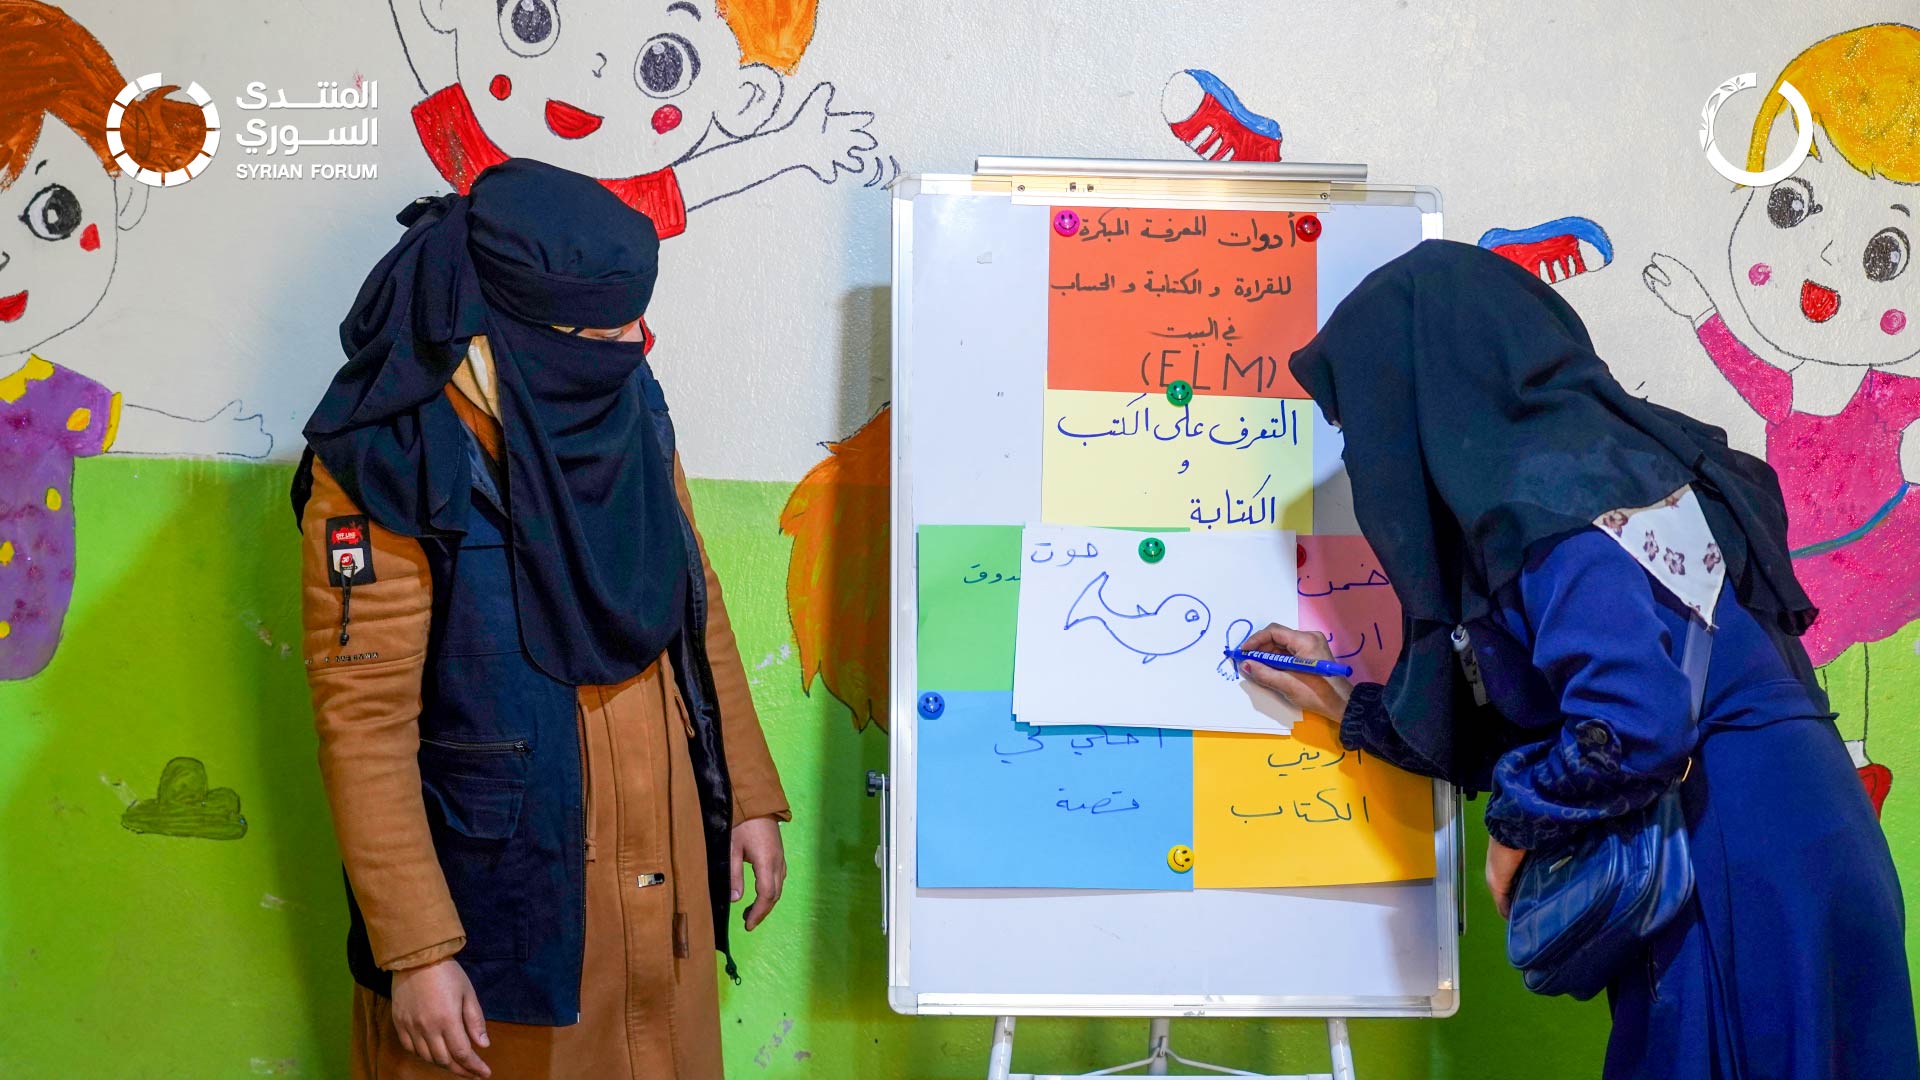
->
[1699, 73, 1813, 187]
[104, 72, 220, 187]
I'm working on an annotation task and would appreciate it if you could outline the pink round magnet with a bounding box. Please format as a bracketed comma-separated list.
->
[1296, 213, 1323, 243]
[1053, 209, 1082, 237]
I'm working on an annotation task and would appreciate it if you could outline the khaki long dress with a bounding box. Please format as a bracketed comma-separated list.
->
[298, 369, 788, 1080]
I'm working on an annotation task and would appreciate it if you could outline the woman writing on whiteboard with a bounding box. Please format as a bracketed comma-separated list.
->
[1240, 240, 1915, 1078]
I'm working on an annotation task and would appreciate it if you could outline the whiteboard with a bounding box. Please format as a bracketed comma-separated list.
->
[887, 161, 1460, 1018]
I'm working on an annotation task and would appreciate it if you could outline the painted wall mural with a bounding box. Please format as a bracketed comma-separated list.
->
[0, 0, 275, 681]
[119, 756, 248, 840]
[1160, 70, 1282, 164]
[1479, 216, 1615, 285]
[780, 406, 888, 731]
[1645, 22, 1920, 817]
[392, 0, 895, 229]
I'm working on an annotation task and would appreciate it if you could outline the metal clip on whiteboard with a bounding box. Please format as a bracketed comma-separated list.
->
[988, 1015, 1356, 1080]
[867, 769, 889, 935]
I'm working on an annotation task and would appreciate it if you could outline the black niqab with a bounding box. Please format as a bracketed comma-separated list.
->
[300, 158, 689, 687]
[1288, 240, 1815, 787]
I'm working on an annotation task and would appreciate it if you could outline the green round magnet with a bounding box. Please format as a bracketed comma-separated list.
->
[1166, 380, 1194, 407]
[1138, 537, 1166, 563]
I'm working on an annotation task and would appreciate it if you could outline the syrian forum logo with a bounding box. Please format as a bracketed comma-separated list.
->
[1699, 73, 1813, 186]
[107, 73, 221, 187]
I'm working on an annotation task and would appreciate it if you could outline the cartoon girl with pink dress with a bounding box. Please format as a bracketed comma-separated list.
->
[1644, 23, 1920, 814]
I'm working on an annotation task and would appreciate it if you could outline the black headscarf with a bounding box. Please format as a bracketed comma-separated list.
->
[1288, 240, 1816, 787]
[300, 158, 689, 687]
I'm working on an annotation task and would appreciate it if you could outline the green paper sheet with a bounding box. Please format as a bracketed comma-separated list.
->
[916, 525, 1023, 692]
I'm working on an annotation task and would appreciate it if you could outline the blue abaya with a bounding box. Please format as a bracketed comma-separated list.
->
[1465, 527, 1916, 1078]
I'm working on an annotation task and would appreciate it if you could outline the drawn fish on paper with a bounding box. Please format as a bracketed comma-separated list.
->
[1065, 572, 1211, 663]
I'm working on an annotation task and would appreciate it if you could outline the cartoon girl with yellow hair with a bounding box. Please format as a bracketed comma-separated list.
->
[1645, 24, 1920, 816]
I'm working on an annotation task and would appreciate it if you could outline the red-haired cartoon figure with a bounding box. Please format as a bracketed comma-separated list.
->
[393, 0, 889, 235]
[0, 0, 271, 681]
[780, 407, 887, 731]
[1645, 24, 1920, 816]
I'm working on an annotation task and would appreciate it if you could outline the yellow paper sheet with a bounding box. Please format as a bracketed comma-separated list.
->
[1041, 389, 1313, 532]
[1191, 715, 1436, 888]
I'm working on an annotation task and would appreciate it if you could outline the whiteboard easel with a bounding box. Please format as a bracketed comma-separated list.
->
[885, 158, 1459, 1079]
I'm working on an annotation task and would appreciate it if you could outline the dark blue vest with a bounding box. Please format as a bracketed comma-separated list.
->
[335, 422, 737, 1026]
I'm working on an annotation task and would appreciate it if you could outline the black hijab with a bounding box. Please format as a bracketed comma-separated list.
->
[300, 158, 690, 687]
[1288, 240, 1815, 787]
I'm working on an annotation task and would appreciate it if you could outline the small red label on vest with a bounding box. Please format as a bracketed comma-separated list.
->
[324, 515, 377, 588]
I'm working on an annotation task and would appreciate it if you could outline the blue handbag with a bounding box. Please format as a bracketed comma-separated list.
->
[1504, 614, 1710, 1000]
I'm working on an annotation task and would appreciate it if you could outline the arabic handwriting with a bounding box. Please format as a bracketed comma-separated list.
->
[1296, 788, 1354, 824]
[961, 563, 1019, 586]
[1055, 788, 1143, 815]
[1297, 569, 1391, 597]
[1056, 397, 1296, 451]
[1148, 316, 1241, 343]
[1024, 541, 1103, 570]
[1230, 790, 1372, 824]
[1324, 623, 1384, 662]
[994, 726, 1165, 763]
[992, 732, 1045, 758]
[1232, 274, 1294, 303]
[1216, 216, 1296, 252]
[1075, 209, 1132, 242]
[1051, 271, 1120, 293]
[1189, 474, 1278, 530]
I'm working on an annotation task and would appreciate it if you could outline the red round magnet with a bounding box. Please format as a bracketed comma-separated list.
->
[1296, 213, 1323, 243]
[1053, 209, 1082, 237]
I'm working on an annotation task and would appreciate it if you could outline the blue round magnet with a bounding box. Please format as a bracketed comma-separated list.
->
[918, 692, 946, 719]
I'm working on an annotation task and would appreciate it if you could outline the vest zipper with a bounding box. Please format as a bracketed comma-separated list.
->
[419, 737, 531, 755]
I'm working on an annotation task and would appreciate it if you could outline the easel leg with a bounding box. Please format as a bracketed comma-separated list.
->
[988, 1016, 1017, 1080]
[1325, 1018, 1355, 1080]
[1146, 1017, 1172, 1075]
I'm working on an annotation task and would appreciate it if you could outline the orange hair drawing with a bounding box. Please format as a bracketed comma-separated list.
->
[0, 0, 207, 187]
[717, 0, 819, 75]
[780, 408, 890, 732]
[1747, 23, 1920, 184]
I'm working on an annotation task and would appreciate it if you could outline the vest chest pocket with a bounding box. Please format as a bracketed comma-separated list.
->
[422, 763, 530, 961]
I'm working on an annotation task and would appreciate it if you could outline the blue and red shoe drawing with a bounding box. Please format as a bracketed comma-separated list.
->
[1479, 216, 1614, 284]
[1161, 70, 1281, 163]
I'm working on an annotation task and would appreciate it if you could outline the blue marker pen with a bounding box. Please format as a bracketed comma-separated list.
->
[1224, 648, 1354, 679]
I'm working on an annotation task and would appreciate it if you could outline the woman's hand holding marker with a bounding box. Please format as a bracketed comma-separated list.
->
[1234, 624, 1355, 719]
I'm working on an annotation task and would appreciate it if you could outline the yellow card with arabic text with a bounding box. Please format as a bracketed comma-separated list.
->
[1041, 389, 1313, 532]
[1192, 715, 1436, 888]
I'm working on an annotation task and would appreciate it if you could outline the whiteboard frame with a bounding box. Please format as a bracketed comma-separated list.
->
[887, 163, 1458, 1019]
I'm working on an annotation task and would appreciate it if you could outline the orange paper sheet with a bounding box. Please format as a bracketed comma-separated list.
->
[1048, 207, 1318, 400]
[1192, 715, 1436, 889]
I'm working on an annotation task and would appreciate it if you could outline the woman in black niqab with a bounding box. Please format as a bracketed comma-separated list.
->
[1261, 239, 1815, 788]
[1238, 240, 1913, 1078]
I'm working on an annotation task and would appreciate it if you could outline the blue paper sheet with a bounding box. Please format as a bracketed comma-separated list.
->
[916, 690, 1195, 890]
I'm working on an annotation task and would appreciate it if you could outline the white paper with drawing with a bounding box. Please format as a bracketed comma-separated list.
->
[1012, 526, 1300, 734]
